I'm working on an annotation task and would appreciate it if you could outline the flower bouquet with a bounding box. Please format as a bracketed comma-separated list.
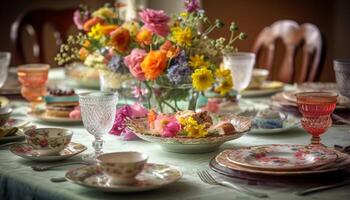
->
[55, 3, 138, 92]
[123, 0, 247, 112]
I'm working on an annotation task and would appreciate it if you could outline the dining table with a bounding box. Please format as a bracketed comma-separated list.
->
[0, 68, 350, 200]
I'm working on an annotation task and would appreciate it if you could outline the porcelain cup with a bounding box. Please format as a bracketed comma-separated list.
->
[24, 128, 72, 156]
[97, 152, 148, 185]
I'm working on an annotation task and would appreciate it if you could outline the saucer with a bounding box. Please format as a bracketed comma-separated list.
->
[28, 110, 82, 123]
[249, 116, 299, 135]
[242, 81, 284, 97]
[10, 142, 87, 162]
[0, 129, 24, 142]
[65, 163, 182, 192]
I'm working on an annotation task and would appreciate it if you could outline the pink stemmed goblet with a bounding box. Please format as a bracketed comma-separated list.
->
[296, 92, 338, 146]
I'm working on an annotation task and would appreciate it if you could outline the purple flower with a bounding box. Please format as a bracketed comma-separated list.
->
[73, 10, 89, 30]
[167, 51, 192, 84]
[109, 103, 148, 141]
[108, 55, 129, 74]
[184, 0, 200, 13]
[139, 9, 170, 37]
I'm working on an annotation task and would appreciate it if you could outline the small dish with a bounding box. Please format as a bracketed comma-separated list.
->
[9, 142, 87, 162]
[97, 152, 148, 185]
[24, 128, 73, 156]
[247, 68, 269, 89]
[65, 163, 182, 193]
[0, 107, 12, 126]
[249, 117, 299, 135]
[0, 129, 24, 142]
[242, 81, 284, 97]
[28, 110, 82, 123]
[127, 116, 251, 153]
[226, 144, 338, 171]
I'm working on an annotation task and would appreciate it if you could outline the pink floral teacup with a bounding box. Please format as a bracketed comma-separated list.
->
[97, 152, 148, 185]
[24, 128, 73, 156]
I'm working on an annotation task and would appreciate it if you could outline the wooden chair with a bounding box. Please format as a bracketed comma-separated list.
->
[252, 20, 323, 83]
[10, 9, 76, 66]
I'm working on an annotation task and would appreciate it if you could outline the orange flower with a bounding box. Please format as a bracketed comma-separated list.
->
[100, 25, 118, 35]
[82, 40, 90, 48]
[79, 48, 89, 60]
[141, 50, 168, 80]
[148, 110, 157, 129]
[160, 41, 180, 59]
[136, 27, 153, 45]
[83, 17, 104, 32]
[109, 27, 131, 53]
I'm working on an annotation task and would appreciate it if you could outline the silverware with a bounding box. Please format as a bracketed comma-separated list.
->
[295, 180, 350, 196]
[31, 161, 89, 171]
[0, 142, 25, 149]
[197, 170, 268, 198]
[50, 177, 68, 183]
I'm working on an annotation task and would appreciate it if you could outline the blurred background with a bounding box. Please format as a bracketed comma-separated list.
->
[0, 0, 349, 82]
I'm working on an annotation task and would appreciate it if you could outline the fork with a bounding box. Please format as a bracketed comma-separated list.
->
[197, 170, 268, 198]
[31, 161, 89, 171]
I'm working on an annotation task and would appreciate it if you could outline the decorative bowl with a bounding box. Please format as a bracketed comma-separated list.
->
[127, 116, 251, 154]
[24, 128, 73, 156]
[247, 68, 269, 89]
[334, 59, 350, 98]
[97, 152, 148, 185]
[0, 107, 12, 126]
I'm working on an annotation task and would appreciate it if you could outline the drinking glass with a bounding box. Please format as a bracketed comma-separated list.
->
[0, 52, 11, 88]
[79, 91, 118, 163]
[333, 59, 350, 98]
[17, 64, 50, 111]
[296, 92, 338, 146]
[223, 52, 255, 100]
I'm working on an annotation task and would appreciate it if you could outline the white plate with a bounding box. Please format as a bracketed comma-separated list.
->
[10, 142, 87, 162]
[242, 81, 284, 97]
[28, 111, 82, 124]
[65, 163, 182, 193]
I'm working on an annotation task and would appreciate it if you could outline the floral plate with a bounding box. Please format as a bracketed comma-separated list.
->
[65, 163, 182, 192]
[215, 149, 349, 176]
[249, 116, 299, 135]
[28, 110, 82, 123]
[127, 116, 251, 154]
[242, 81, 284, 97]
[9, 142, 87, 162]
[226, 144, 338, 171]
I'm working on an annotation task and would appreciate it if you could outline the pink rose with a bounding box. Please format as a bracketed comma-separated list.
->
[154, 115, 181, 137]
[73, 10, 89, 30]
[124, 48, 147, 81]
[131, 102, 148, 118]
[139, 8, 170, 37]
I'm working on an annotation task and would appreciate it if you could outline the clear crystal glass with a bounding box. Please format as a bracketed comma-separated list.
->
[223, 52, 255, 100]
[79, 92, 118, 163]
[0, 52, 11, 88]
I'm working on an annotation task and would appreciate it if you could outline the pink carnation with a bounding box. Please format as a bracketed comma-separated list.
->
[124, 48, 147, 81]
[154, 115, 181, 137]
[139, 8, 170, 37]
[109, 103, 148, 140]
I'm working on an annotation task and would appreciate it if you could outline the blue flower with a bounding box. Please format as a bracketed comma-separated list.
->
[167, 51, 192, 85]
[108, 55, 129, 73]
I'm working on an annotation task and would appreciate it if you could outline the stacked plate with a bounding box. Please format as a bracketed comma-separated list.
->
[211, 144, 350, 177]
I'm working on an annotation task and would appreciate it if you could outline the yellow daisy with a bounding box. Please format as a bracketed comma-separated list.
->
[171, 27, 193, 47]
[189, 54, 210, 69]
[191, 68, 214, 91]
[179, 117, 208, 138]
[92, 7, 117, 20]
[88, 24, 104, 40]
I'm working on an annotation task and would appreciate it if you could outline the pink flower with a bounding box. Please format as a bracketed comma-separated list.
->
[69, 106, 81, 119]
[154, 115, 181, 137]
[132, 86, 147, 99]
[202, 100, 220, 113]
[139, 9, 170, 37]
[109, 103, 148, 140]
[73, 10, 89, 30]
[124, 48, 147, 81]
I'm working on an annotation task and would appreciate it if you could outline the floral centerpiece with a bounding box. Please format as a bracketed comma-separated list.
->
[55, 3, 139, 92]
[123, 0, 247, 112]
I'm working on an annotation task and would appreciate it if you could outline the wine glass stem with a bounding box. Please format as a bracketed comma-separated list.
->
[93, 136, 104, 157]
[311, 136, 321, 145]
[236, 91, 242, 101]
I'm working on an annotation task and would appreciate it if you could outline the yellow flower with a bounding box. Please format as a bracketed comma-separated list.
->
[88, 24, 104, 40]
[92, 7, 117, 20]
[215, 68, 231, 78]
[215, 79, 233, 95]
[122, 21, 140, 36]
[215, 68, 234, 96]
[189, 54, 210, 69]
[180, 12, 189, 18]
[171, 27, 192, 47]
[179, 117, 208, 138]
[191, 68, 214, 91]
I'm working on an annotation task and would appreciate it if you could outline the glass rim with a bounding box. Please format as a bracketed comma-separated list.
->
[333, 59, 350, 65]
[78, 91, 118, 98]
[295, 91, 338, 98]
[0, 52, 11, 57]
[223, 52, 256, 58]
[18, 64, 50, 71]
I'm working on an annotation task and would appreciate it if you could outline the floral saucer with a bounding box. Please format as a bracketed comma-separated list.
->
[127, 116, 251, 153]
[9, 142, 87, 162]
[28, 110, 82, 123]
[215, 149, 349, 176]
[249, 116, 300, 135]
[226, 144, 338, 171]
[65, 163, 182, 192]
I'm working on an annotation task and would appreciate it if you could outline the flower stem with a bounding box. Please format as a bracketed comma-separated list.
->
[144, 81, 153, 109]
[162, 99, 177, 113]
